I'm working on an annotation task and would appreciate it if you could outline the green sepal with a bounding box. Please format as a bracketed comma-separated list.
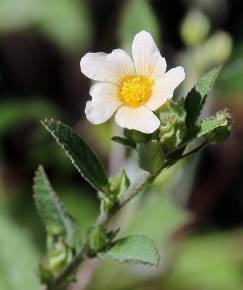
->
[41, 119, 109, 193]
[111, 136, 136, 148]
[87, 226, 109, 254]
[184, 66, 221, 128]
[37, 237, 74, 284]
[196, 110, 232, 143]
[137, 140, 164, 175]
[33, 166, 80, 250]
[109, 168, 130, 199]
[48, 237, 73, 274]
[37, 259, 53, 284]
[158, 100, 187, 152]
[124, 128, 153, 143]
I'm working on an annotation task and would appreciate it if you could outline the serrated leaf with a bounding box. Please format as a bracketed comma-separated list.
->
[109, 168, 130, 198]
[184, 67, 221, 128]
[98, 235, 160, 267]
[196, 110, 232, 143]
[41, 119, 109, 192]
[111, 136, 136, 148]
[137, 140, 164, 175]
[33, 166, 79, 249]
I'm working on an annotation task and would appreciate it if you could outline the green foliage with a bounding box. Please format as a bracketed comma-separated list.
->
[33, 166, 80, 283]
[109, 168, 130, 199]
[87, 226, 109, 254]
[38, 0, 92, 51]
[184, 66, 221, 128]
[196, 110, 232, 143]
[33, 166, 79, 249]
[0, 213, 40, 290]
[118, 0, 160, 46]
[166, 232, 243, 290]
[158, 100, 187, 152]
[0, 99, 58, 134]
[137, 140, 164, 175]
[0, 0, 92, 51]
[41, 119, 109, 193]
[38, 238, 73, 282]
[111, 136, 136, 148]
[99, 235, 160, 267]
[124, 128, 152, 143]
[30, 64, 232, 288]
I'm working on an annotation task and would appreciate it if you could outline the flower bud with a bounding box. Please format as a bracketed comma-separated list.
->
[180, 10, 210, 45]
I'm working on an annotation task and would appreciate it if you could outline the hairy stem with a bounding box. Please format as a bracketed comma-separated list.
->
[46, 172, 153, 290]
[47, 141, 207, 290]
[179, 141, 208, 161]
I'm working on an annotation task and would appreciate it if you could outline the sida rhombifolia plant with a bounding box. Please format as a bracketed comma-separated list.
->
[33, 31, 232, 289]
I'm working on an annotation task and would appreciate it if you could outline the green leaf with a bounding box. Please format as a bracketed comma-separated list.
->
[196, 110, 232, 143]
[109, 168, 130, 198]
[0, 99, 59, 135]
[118, 0, 160, 46]
[33, 166, 79, 249]
[98, 235, 160, 267]
[124, 128, 152, 143]
[184, 67, 221, 128]
[158, 100, 187, 152]
[111, 136, 136, 148]
[0, 213, 40, 289]
[137, 140, 164, 175]
[41, 119, 109, 192]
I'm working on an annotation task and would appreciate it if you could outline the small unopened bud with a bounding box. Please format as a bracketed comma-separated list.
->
[180, 10, 210, 45]
[204, 32, 232, 64]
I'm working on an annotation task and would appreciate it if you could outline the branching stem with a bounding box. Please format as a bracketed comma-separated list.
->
[47, 172, 153, 290]
[46, 141, 207, 290]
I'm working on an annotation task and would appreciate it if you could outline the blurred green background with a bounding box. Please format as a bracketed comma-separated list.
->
[1, 0, 243, 289]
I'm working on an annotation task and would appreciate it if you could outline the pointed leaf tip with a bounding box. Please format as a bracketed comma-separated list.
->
[41, 119, 109, 193]
[33, 165, 79, 249]
[184, 66, 221, 128]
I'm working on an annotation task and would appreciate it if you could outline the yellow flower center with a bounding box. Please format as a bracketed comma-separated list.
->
[120, 76, 154, 107]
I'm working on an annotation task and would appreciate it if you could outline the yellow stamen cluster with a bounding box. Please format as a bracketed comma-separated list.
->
[120, 76, 154, 107]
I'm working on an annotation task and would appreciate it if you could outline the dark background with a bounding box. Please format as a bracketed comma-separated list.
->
[1, 0, 243, 289]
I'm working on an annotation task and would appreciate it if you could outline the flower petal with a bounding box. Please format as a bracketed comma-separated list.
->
[146, 66, 185, 111]
[115, 106, 160, 133]
[85, 83, 122, 124]
[80, 49, 135, 84]
[132, 31, 166, 80]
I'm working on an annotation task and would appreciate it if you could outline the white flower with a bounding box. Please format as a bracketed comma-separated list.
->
[80, 31, 185, 134]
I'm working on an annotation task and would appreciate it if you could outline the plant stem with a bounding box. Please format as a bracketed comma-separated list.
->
[46, 172, 153, 290]
[119, 172, 154, 207]
[179, 141, 208, 161]
[47, 141, 207, 289]
[48, 245, 86, 290]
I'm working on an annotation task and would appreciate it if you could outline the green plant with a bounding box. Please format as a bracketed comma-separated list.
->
[33, 66, 232, 290]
